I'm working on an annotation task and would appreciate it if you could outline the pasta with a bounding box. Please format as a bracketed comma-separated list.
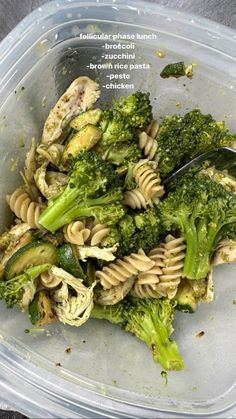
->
[133, 160, 164, 202]
[95, 249, 155, 289]
[139, 131, 158, 161]
[148, 244, 165, 265]
[36, 143, 65, 166]
[131, 283, 164, 299]
[132, 239, 185, 300]
[40, 270, 62, 289]
[88, 223, 110, 246]
[159, 235, 186, 299]
[146, 119, 159, 139]
[63, 220, 110, 247]
[6, 186, 44, 229]
[63, 221, 91, 245]
[139, 120, 159, 160]
[94, 277, 135, 306]
[123, 188, 148, 209]
[137, 265, 162, 285]
[137, 244, 165, 285]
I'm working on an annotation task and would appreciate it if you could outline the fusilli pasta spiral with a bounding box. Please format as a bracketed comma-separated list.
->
[63, 221, 91, 245]
[139, 131, 158, 161]
[131, 283, 164, 299]
[133, 160, 164, 202]
[159, 235, 186, 299]
[63, 220, 110, 247]
[6, 187, 44, 229]
[123, 188, 148, 209]
[40, 270, 62, 289]
[131, 238, 185, 299]
[146, 119, 159, 139]
[95, 249, 155, 289]
[139, 119, 159, 161]
[37, 144, 65, 166]
[88, 223, 110, 246]
[137, 244, 165, 285]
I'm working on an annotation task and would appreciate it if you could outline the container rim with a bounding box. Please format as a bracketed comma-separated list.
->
[0, 0, 236, 64]
[0, 0, 236, 417]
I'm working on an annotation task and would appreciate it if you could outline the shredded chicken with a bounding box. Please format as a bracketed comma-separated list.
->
[76, 244, 118, 261]
[21, 282, 37, 311]
[0, 223, 31, 251]
[50, 266, 95, 327]
[34, 163, 68, 199]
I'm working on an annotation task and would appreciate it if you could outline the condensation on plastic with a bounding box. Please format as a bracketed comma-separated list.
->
[0, 0, 236, 417]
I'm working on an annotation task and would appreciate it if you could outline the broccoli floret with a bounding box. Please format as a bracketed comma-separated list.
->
[158, 109, 236, 177]
[104, 208, 161, 257]
[100, 110, 134, 145]
[113, 91, 153, 129]
[133, 209, 162, 251]
[103, 142, 142, 167]
[159, 173, 236, 280]
[160, 62, 193, 79]
[91, 298, 184, 371]
[103, 213, 135, 257]
[124, 162, 137, 190]
[0, 264, 51, 309]
[39, 151, 125, 231]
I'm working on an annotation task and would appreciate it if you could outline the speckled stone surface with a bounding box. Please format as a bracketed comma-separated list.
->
[0, 0, 235, 417]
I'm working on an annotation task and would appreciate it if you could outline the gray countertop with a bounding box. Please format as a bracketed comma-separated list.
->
[0, 0, 235, 39]
[0, 0, 235, 418]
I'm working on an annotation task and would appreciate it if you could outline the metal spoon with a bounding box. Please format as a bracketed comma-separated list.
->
[163, 147, 236, 189]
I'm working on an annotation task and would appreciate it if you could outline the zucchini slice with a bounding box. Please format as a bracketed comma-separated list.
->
[58, 243, 85, 279]
[5, 240, 58, 280]
[175, 279, 198, 314]
[62, 124, 102, 163]
[70, 109, 102, 131]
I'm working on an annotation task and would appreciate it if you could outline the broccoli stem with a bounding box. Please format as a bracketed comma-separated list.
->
[39, 187, 122, 232]
[181, 216, 199, 280]
[40, 205, 94, 232]
[183, 218, 222, 280]
[39, 187, 82, 231]
[195, 223, 221, 279]
[130, 313, 184, 371]
[91, 300, 184, 371]
[91, 303, 125, 325]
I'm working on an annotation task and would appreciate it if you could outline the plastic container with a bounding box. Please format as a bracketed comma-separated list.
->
[0, 0, 236, 417]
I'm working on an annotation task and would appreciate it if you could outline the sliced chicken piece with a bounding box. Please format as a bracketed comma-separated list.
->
[41, 76, 100, 145]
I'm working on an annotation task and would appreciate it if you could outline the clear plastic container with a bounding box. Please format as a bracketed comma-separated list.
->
[0, 0, 236, 417]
